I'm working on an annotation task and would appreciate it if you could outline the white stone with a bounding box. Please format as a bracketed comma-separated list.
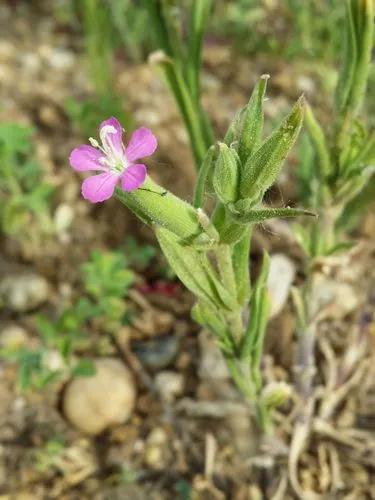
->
[43, 350, 65, 372]
[144, 427, 168, 469]
[63, 358, 136, 435]
[154, 371, 184, 401]
[198, 330, 229, 380]
[0, 324, 28, 349]
[0, 273, 49, 312]
[267, 254, 296, 318]
[310, 274, 359, 319]
[54, 203, 74, 233]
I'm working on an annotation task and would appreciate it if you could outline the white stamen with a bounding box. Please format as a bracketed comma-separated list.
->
[89, 137, 100, 148]
[89, 124, 127, 174]
[100, 125, 117, 154]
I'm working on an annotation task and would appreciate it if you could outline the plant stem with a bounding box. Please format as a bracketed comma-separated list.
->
[255, 399, 273, 434]
[216, 245, 237, 299]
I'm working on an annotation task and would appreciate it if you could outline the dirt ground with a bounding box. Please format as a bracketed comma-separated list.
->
[0, 3, 374, 499]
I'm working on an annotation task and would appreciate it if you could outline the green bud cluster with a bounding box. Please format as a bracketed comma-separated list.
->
[211, 76, 310, 243]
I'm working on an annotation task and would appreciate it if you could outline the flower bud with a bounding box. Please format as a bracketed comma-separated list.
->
[240, 96, 304, 202]
[213, 143, 240, 204]
[260, 382, 292, 409]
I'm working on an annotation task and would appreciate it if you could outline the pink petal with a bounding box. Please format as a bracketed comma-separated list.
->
[121, 164, 147, 191]
[69, 145, 105, 172]
[81, 172, 119, 203]
[126, 127, 157, 162]
[99, 117, 123, 155]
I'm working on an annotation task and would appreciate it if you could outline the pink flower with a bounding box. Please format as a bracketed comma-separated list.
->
[69, 117, 157, 203]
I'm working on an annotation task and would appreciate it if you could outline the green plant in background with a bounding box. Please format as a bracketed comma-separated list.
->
[107, 0, 152, 63]
[290, 0, 373, 491]
[120, 236, 157, 271]
[65, 95, 129, 139]
[81, 249, 134, 332]
[294, 0, 373, 278]
[142, 0, 214, 168]
[34, 436, 66, 474]
[284, 0, 345, 60]
[65, 0, 131, 137]
[0, 249, 135, 391]
[212, 0, 345, 62]
[0, 123, 55, 244]
[81, 0, 113, 97]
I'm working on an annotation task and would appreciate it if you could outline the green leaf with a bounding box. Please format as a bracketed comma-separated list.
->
[191, 301, 228, 341]
[81, 250, 134, 299]
[240, 252, 270, 362]
[213, 143, 240, 204]
[335, 0, 358, 112]
[230, 206, 316, 225]
[71, 359, 96, 378]
[325, 240, 356, 256]
[1, 201, 29, 235]
[337, 174, 375, 231]
[336, 0, 374, 115]
[304, 103, 331, 178]
[0, 123, 33, 156]
[293, 223, 313, 257]
[232, 228, 252, 306]
[147, 35, 208, 168]
[240, 96, 305, 201]
[193, 145, 215, 208]
[155, 226, 228, 309]
[224, 107, 245, 146]
[349, 0, 374, 114]
[238, 74, 269, 162]
[187, 0, 212, 100]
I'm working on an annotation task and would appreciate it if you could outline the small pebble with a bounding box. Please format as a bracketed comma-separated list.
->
[0, 324, 28, 348]
[267, 254, 296, 318]
[198, 330, 228, 380]
[0, 273, 49, 312]
[154, 371, 184, 401]
[310, 274, 359, 319]
[144, 427, 169, 470]
[54, 203, 74, 234]
[63, 358, 136, 435]
[132, 336, 179, 371]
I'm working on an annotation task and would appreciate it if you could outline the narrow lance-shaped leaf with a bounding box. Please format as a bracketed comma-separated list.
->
[347, 0, 374, 115]
[238, 74, 269, 162]
[240, 252, 270, 360]
[335, 0, 358, 112]
[155, 226, 228, 309]
[191, 300, 230, 344]
[200, 253, 239, 310]
[149, 51, 211, 170]
[193, 145, 215, 208]
[224, 107, 245, 146]
[232, 228, 252, 306]
[187, 0, 212, 101]
[305, 103, 331, 178]
[141, 0, 175, 58]
[213, 143, 240, 204]
[240, 96, 305, 201]
[159, 0, 186, 68]
[230, 206, 316, 225]
[149, 51, 208, 167]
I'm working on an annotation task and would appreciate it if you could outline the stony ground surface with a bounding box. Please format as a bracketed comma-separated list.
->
[0, 3, 374, 499]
